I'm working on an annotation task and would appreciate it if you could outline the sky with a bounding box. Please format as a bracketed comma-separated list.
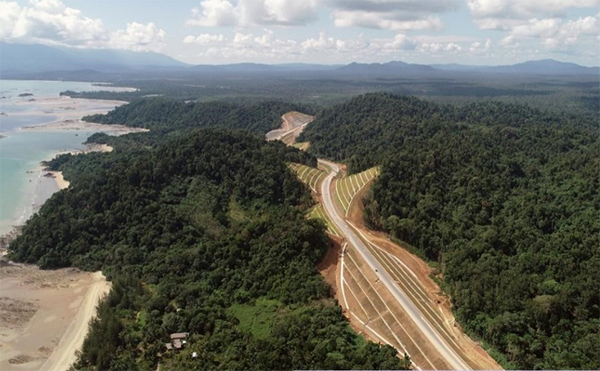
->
[1, 0, 599, 66]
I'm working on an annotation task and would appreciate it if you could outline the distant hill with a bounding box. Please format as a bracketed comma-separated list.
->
[275, 63, 342, 71]
[336, 60, 435, 76]
[488, 59, 599, 75]
[433, 59, 599, 75]
[0, 42, 188, 73]
[1, 43, 597, 78]
[190, 63, 279, 73]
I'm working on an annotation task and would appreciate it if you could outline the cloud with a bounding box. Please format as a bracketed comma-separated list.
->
[186, 0, 318, 27]
[468, 0, 599, 21]
[467, 0, 599, 52]
[501, 16, 599, 49]
[183, 33, 226, 45]
[499, 35, 519, 48]
[0, 1, 21, 38]
[384, 34, 417, 50]
[327, 0, 458, 31]
[6, 0, 106, 44]
[108, 22, 166, 52]
[188, 29, 473, 63]
[332, 12, 443, 31]
[0, 0, 166, 52]
[186, 0, 237, 27]
[301, 32, 341, 50]
[469, 38, 492, 53]
[419, 42, 462, 53]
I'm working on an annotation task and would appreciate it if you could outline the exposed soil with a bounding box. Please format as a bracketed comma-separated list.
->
[345, 179, 502, 370]
[317, 236, 343, 297]
[0, 262, 109, 371]
[265, 111, 315, 144]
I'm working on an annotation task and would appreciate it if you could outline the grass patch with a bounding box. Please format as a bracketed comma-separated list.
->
[229, 298, 282, 340]
[292, 142, 309, 150]
[137, 310, 147, 328]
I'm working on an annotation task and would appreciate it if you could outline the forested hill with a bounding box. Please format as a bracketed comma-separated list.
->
[9, 129, 409, 370]
[83, 98, 318, 135]
[298, 92, 596, 173]
[301, 93, 600, 369]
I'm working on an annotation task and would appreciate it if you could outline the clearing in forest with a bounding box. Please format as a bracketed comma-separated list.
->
[265, 111, 315, 144]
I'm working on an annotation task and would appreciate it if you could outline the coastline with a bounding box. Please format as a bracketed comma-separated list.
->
[0, 125, 138, 238]
[43, 142, 115, 191]
[20, 118, 146, 134]
[0, 87, 138, 370]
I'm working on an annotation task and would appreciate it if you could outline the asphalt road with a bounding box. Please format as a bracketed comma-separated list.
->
[318, 159, 472, 371]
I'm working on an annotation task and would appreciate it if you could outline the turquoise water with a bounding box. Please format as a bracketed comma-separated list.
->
[0, 80, 129, 235]
[0, 131, 90, 233]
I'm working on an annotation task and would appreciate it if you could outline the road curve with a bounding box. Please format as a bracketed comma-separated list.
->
[318, 159, 472, 370]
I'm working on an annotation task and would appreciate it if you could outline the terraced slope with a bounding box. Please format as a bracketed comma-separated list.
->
[335, 167, 380, 216]
[288, 163, 327, 193]
[308, 204, 341, 237]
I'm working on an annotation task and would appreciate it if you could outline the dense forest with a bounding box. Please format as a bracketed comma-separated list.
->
[60, 73, 599, 116]
[9, 129, 409, 370]
[83, 98, 318, 135]
[301, 93, 600, 369]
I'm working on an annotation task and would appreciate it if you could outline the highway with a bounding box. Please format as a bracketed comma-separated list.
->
[318, 159, 472, 370]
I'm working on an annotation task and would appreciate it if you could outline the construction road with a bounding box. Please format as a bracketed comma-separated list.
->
[319, 159, 473, 370]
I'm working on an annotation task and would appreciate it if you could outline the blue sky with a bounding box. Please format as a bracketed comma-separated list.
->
[1, 0, 599, 66]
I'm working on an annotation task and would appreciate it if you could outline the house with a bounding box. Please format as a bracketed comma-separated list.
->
[165, 332, 189, 351]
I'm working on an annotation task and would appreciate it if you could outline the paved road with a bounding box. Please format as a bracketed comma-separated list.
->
[318, 159, 472, 370]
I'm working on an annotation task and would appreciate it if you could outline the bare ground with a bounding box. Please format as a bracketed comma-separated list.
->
[265, 111, 315, 144]
[0, 262, 109, 371]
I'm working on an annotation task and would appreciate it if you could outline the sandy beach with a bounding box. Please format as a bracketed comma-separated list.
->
[0, 91, 136, 371]
[44, 171, 70, 190]
[0, 263, 110, 371]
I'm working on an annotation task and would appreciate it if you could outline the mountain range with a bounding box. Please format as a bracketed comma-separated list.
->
[0, 43, 187, 73]
[1, 43, 598, 77]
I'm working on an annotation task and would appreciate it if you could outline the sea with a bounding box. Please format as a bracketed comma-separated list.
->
[0, 80, 130, 235]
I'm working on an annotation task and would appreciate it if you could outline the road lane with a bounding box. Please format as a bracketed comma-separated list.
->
[318, 159, 472, 371]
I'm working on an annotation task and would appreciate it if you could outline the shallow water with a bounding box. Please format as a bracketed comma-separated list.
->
[0, 131, 91, 234]
[0, 80, 130, 235]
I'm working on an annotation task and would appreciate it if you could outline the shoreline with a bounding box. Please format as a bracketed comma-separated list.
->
[19, 118, 147, 134]
[0, 88, 136, 370]
[0, 130, 129, 238]
[1, 93, 145, 236]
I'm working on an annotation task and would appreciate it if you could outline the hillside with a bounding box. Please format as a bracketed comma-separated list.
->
[82, 98, 319, 134]
[299, 93, 600, 369]
[298, 93, 449, 172]
[8, 129, 409, 370]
